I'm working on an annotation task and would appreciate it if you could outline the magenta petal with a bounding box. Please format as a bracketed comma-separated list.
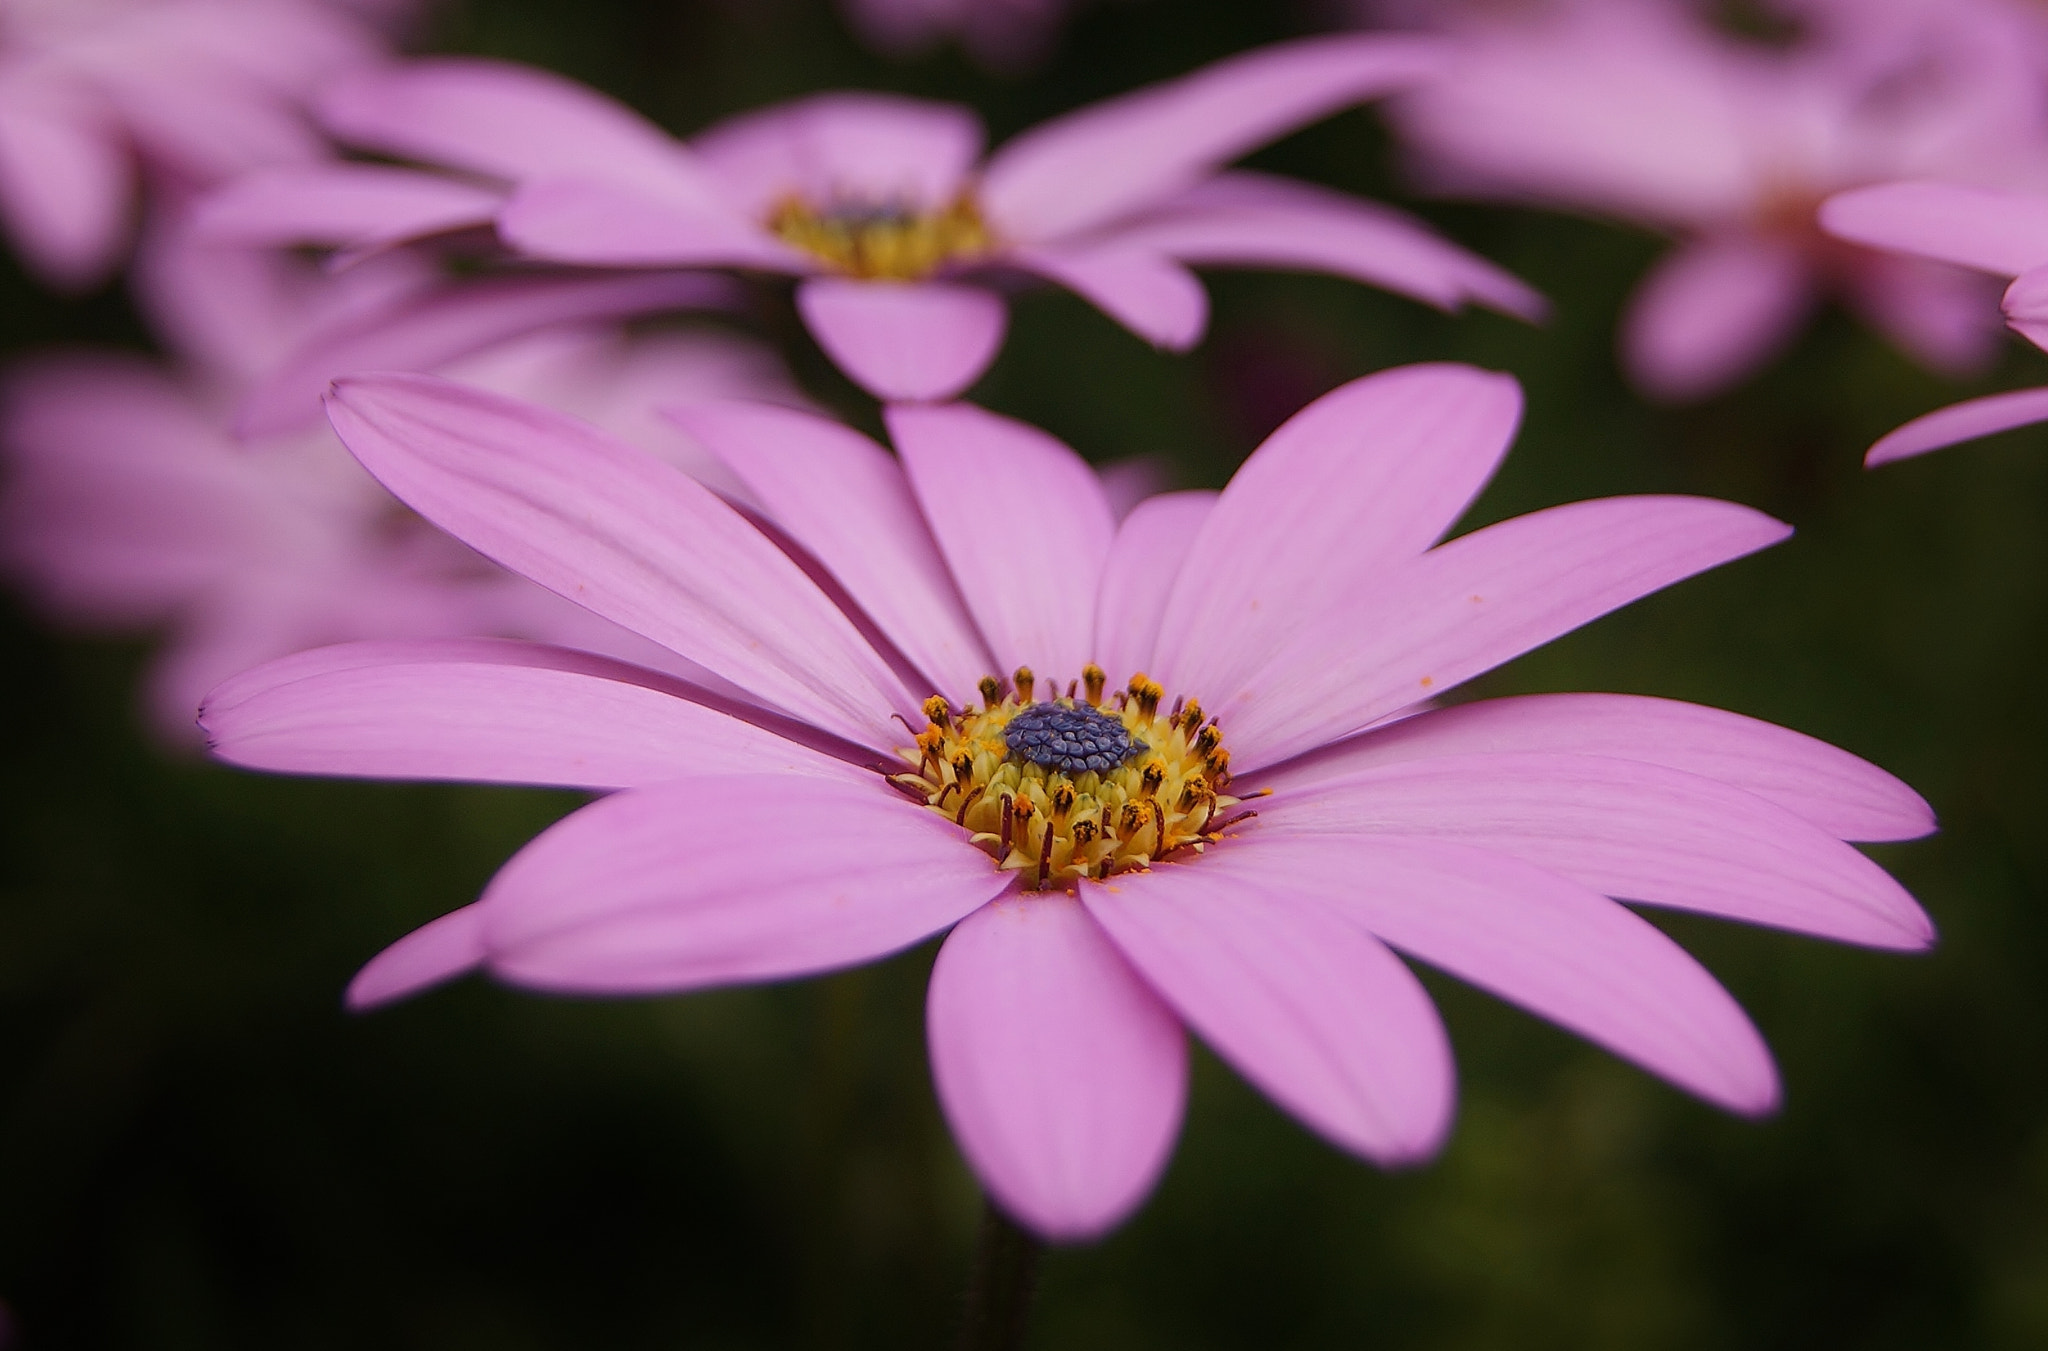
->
[1621, 234, 1814, 402]
[1258, 692, 1934, 843]
[980, 34, 1443, 243]
[200, 639, 867, 789]
[692, 92, 985, 219]
[1010, 245, 1209, 349]
[1227, 834, 1779, 1115]
[1263, 752, 1934, 950]
[1221, 495, 1790, 770]
[497, 175, 802, 271]
[1821, 182, 2048, 277]
[347, 903, 486, 1009]
[1082, 862, 1454, 1166]
[927, 893, 1187, 1241]
[0, 81, 130, 289]
[888, 402, 1115, 682]
[796, 278, 1007, 402]
[479, 775, 1008, 993]
[325, 374, 917, 748]
[1092, 490, 1218, 683]
[1866, 386, 2048, 466]
[191, 164, 502, 250]
[1151, 363, 1522, 707]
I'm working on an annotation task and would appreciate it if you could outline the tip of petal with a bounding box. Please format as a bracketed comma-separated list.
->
[345, 904, 488, 1010]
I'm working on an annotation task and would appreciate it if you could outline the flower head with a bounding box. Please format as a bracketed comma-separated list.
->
[202, 362, 1933, 1239]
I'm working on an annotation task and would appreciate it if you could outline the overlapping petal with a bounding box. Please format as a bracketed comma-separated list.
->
[1821, 181, 2048, 276]
[691, 93, 985, 218]
[1006, 245, 1209, 349]
[1091, 490, 1217, 683]
[795, 279, 1008, 402]
[192, 163, 502, 251]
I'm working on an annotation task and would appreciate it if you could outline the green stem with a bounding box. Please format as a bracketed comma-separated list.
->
[953, 1199, 1044, 1351]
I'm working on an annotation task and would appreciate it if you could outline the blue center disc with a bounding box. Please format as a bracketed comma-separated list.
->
[1003, 703, 1147, 774]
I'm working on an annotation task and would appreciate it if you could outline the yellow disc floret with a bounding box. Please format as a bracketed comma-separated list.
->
[892, 667, 1249, 890]
[768, 192, 991, 281]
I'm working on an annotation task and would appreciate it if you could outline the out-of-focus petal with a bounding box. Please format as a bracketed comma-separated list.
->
[1821, 181, 2048, 277]
[691, 92, 985, 219]
[1621, 234, 1815, 402]
[981, 33, 1444, 243]
[191, 163, 501, 250]
[325, 374, 919, 747]
[0, 78, 130, 289]
[1259, 692, 1934, 843]
[1008, 245, 1209, 349]
[927, 892, 1186, 1242]
[1081, 859, 1454, 1165]
[348, 902, 486, 1009]
[479, 774, 1007, 992]
[1263, 752, 1934, 950]
[1096, 456, 1170, 521]
[2001, 267, 2048, 351]
[887, 401, 1114, 682]
[796, 278, 1007, 402]
[1866, 386, 2048, 465]
[1848, 252, 2004, 378]
[497, 175, 804, 270]
[669, 400, 997, 700]
[1091, 490, 1217, 683]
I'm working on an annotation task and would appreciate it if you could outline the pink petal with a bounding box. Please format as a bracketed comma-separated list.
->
[325, 374, 918, 748]
[1096, 456, 1171, 521]
[0, 79, 131, 289]
[1008, 245, 1209, 349]
[796, 278, 1007, 402]
[980, 34, 1443, 243]
[190, 163, 501, 250]
[926, 893, 1187, 1241]
[1081, 861, 1454, 1166]
[237, 271, 735, 438]
[1620, 234, 1815, 402]
[1109, 172, 1547, 320]
[200, 638, 869, 789]
[1219, 496, 1790, 771]
[1263, 752, 1934, 950]
[1259, 692, 1934, 843]
[1149, 363, 1522, 710]
[691, 92, 985, 220]
[887, 401, 1114, 682]
[1091, 490, 1218, 684]
[1866, 386, 2048, 466]
[2002, 267, 2048, 351]
[1847, 253, 2003, 379]
[497, 174, 803, 270]
[479, 775, 1008, 993]
[348, 902, 486, 1009]
[1196, 834, 1779, 1114]
[1821, 182, 2048, 277]
[668, 400, 997, 700]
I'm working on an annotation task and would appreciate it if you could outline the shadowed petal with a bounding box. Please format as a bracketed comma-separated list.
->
[888, 402, 1114, 682]
[1822, 182, 2048, 277]
[928, 893, 1187, 1241]
[191, 164, 502, 250]
[1091, 491, 1218, 683]
[1263, 752, 1934, 950]
[796, 278, 1007, 402]
[692, 92, 985, 219]
[201, 639, 869, 790]
[325, 374, 918, 747]
[1866, 386, 2048, 465]
[1009, 245, 1209, 348]
[480, 775, 1008, 992]
[1082, 861, 1454, 1166]
[348, 903, 487, 1009]
[1151, 364, 1522, 705]
[669, 400, 997, 700]
[1621, 235, 1814, 402]
[1258, 692, 1934, 843]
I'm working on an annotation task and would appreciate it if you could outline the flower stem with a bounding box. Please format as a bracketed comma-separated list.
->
[954, 1199, 1044, 1351]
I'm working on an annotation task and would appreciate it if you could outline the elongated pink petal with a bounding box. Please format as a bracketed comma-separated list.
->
[1219, 496, 1790, 770]
[887, 402, 1113, 682]
[1110, 172, 1546, 320]
[1821, 182, 2048, 277]
[1848, 253, 2002, 379]
[325, 374, 918, 747]
[1866, 386, 2048, 466]
[348, 902, 486, 1008]
[1081, 861, 1454, 1166]
[0, 80, 130, 289]
[796, 278, 1007, 402]
[691, 92, 985, 219]
[2002, 268, 2048, 352]
[1091, 490, 1218, 683]
[927, 893, 1187, 1241]
[1621, 234, 1815, 402]
[1150, 363, 1522, 707]
[668, 400, 996, 700]
[1009, 245, 1209, 349]
[479, 775, 1007, 992]
[497, 175, 803, 270]
[238, 271, 735, 438]
[1191, 835, 1779, 1114]
[1259, 692, 1934, 843]
[201, 639, 869, 789]
[981, 34, 1443, 243]
[1263, 752, 1933, 950]
[191, 163, 501, 249]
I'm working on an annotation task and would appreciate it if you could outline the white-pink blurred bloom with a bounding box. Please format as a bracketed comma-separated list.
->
[0, 0, 398, 288]
[1382, 0, 2048, 400]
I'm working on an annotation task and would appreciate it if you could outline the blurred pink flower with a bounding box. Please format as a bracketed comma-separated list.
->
[0, 0, 396, 288]
[204, 362, 1932, 1239]
[1382, 0, 2048, 400]
[197, 38, 1543, 402]
[838, 0, 1076, 71]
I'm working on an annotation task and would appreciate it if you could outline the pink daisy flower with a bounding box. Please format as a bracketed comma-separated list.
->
[1380, 0, 2048, 400]
[202, 361, 1933, 1239]
[196, 37, 1542, 402]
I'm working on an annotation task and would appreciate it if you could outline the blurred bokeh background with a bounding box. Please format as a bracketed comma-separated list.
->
[5, 0, 2048, 1346]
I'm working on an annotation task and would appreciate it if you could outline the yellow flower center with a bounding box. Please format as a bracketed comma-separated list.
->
[767, 193, 990, 281]
[892, 665, 1249, 891]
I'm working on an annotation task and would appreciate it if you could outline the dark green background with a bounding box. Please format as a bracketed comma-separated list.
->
[5, 0, 2047, 1345]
